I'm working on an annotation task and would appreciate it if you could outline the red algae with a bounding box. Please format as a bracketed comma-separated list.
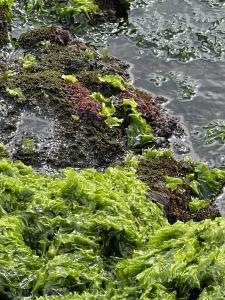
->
[67, 82, 105, 122]
[120, 88, 177, 138]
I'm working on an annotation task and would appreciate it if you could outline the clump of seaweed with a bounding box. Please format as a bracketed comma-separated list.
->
[22, 0, 131, 26]
[118, 218, 225, 299]
[0, 158, 165, 299]
[0, 153, 225, 299]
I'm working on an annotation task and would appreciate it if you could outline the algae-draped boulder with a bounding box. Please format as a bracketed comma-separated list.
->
[0, 26, 176, 170]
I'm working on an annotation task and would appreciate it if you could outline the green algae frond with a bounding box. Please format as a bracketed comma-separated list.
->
[165, 176, 184, 191]
[123, 98, 154, 148]
[118, 218, 225, 299]
[23, 54, 38, 69]
[186, 160, 225, 198]
[62, 74, 78, 83]
[98, 74, 126, 91]
[91, 92, 123, 128]
[59, 0, 99, 18]
[6, 86, 25, 101]
[204, 121, 225, 144]
[188, 197, 210, 212]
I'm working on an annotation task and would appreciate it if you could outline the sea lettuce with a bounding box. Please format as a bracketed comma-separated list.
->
[0, 158, 165, 299]
[118, 218, 225, 299]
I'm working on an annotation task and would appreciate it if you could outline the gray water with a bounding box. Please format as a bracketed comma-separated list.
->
[83, 0, 225, 167]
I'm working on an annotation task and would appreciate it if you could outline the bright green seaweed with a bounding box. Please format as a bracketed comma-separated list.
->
[0, 158, 165, 299]
[0, 154, 225, 299]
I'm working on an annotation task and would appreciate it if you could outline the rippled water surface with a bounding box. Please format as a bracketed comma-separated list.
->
[83, 0, 225, 167]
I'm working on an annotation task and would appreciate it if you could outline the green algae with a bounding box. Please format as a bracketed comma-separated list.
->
[118, 218, 225, 299]
[204, 121, 225, 144]
[23, 54, 38, 69]
[21, 0, 131, 28]
[0, 3, 225, 300]
[98, 74, 127, 91]
[21, 137, 37, 152]
[135, 149, 223, 223]
[0, 158, 165, 299]
[62, 74, 78, 83]
[188, 197, 210, 212]
[0, 154, 225, 299]
[0, 144, 8, 158]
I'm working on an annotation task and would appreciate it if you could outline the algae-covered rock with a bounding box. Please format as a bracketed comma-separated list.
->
[136, 149, 223, 223]
[0, 26, 177, 170]
[0, 0, 14, 48]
